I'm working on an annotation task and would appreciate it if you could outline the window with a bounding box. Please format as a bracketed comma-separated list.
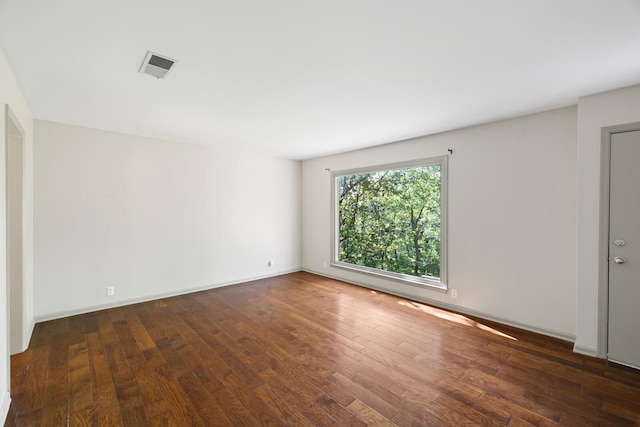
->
[332, 156, 447, 289]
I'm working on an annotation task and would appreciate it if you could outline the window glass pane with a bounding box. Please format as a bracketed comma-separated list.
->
[334, 160, 445, 286]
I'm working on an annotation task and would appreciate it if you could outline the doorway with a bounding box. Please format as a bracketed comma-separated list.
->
[5, 106, 24, 355]
[601, 124, 640, 369]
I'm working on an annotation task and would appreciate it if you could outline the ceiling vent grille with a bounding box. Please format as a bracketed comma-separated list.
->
[139, 51, 178, 79]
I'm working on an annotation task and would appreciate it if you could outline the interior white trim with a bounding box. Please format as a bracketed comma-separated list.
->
[573, 344, 598, 358]
[304, 268, 576, 343]
[6, 105, 27, 355]
[25, 317, 35, 349]
[34, 269, 301, 323]
[0, 392, 10, 426]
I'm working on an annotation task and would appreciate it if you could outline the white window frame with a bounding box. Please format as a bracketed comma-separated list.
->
[331, 156, 448, 290]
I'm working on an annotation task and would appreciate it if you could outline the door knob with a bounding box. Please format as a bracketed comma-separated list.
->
[614, 257, 626, 264]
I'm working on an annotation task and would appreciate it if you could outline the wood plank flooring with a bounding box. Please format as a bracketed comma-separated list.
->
[5, 272, 640, 426]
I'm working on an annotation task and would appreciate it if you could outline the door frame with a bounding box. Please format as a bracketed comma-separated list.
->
[4, 104, 25, 358]
[598, 121, 640, 359]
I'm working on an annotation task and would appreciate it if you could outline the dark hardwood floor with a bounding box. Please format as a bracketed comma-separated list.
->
[5, 272, 640, 426]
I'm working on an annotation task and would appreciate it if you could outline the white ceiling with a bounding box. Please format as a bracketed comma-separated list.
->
[1, 1, 640, 159]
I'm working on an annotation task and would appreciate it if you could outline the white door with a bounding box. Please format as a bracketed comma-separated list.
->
[608, 129, 640, 369]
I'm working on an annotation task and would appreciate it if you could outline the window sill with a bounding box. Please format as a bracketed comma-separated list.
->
[331, 261, 448, 292]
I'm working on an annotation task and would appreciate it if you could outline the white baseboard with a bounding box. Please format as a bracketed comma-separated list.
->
[15, 317, 37, 354]
[34, 269, 302, 323]
[0, 392, 11, 426]
[26, 317, 35, 348]
[573, 344, 598, 358]
[303, 268, 576, 343]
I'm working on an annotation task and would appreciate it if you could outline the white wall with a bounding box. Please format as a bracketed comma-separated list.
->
[34, 120, 301, 319]
[575, 84, 640, 356]
[302, 107, 577, 339]
[0, 48, 34, 422]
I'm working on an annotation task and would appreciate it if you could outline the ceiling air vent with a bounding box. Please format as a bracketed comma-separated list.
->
[139, 51, 178, 79]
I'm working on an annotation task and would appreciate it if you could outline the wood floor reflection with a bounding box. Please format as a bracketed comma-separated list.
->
[5, 272, 640, 426]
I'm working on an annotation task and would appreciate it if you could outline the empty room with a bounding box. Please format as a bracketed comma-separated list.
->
[1, 0, 640, 425]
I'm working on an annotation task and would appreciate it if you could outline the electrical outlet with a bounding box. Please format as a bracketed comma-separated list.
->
[323, 261, 328, 268]
[450, 289, 458, 299]
[106, 286, 115, 297]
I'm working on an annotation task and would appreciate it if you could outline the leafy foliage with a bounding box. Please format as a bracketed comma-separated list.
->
[337, 165, 441, 279]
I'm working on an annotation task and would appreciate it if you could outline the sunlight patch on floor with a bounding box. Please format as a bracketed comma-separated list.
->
[398, 300, 517, 341]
